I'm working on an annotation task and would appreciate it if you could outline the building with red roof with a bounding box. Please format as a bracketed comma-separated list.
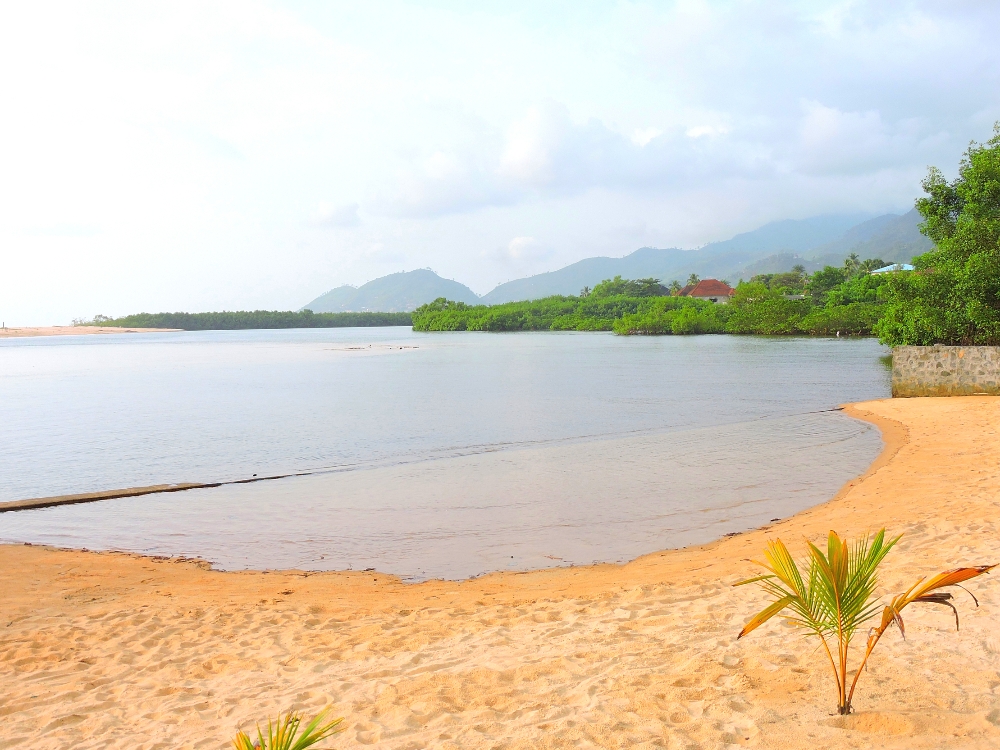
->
[676, 279, 735, 304]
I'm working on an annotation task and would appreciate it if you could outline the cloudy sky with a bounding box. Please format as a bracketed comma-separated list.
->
[2, 1, 998, 324]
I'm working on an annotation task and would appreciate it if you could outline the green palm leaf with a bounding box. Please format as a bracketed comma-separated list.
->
[232, 709, 344, 750]
[735, 529, 993, 715]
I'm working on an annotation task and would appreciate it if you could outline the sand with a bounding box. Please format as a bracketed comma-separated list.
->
[2, 396, 999, 749]
[0, 325, 178, 338]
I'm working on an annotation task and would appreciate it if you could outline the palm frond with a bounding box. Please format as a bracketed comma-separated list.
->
[232, 709, 344, 750]
[763, 539, 806, 596]
[737, 595, 795, 639]
[909, 566, 996, 600]
[736, 529, 994, 716]
[290, 710, 344, 750]
[732, 573, 777, 587]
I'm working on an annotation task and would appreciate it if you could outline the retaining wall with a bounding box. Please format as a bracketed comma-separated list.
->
[892, 345, 1000, 397]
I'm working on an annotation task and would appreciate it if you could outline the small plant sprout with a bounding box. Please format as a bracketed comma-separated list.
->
[735, 529, 993, 715]
[232, 708, 343, 750]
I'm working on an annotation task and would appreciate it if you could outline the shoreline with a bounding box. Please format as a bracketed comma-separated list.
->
[0, 325, 180, 338]
[0, 402, 898, 582]
[3, 396, 999, 748]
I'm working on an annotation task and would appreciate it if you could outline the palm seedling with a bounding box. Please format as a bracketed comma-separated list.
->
[735, 529, 993, 715]
[232, 708, 344, 750]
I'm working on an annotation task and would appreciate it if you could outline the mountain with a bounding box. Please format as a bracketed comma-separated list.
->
[303, 285, 359, 311]
[480, 214, 871, 304]
[726, 210, 932, 280]
[695, 213, 872, 258]
[300, 211, 934, 312]
[804, 209, 932, 267]
[735, 253, 818, 277]
[302, 269, 480, 312]
[481, 247, 683, 304]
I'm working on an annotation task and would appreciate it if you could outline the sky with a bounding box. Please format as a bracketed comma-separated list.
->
[1, 1, 999, 324]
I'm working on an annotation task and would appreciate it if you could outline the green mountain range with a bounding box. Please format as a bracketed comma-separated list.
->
[302, 209, 933, 311]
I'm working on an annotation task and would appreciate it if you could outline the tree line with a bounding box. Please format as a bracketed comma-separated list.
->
[79, 310, 413, 330]
[415, 124, 1000, 345]
[411, 258, 887, 337]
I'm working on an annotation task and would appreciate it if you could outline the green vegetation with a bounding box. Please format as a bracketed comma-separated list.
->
[875, 124, 1000, 345]
[723, 270, 884, 336]
[232, 709, 343, 750]
[413, 258, 890, 336]
[77, 309, 412, 330]
[411, 294, 653, 332]
[580, 275, 670, 298]
[613, 297, 729, 335]
[736, 529, 993, 715]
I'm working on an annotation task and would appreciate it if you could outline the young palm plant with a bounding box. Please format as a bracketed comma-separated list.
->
[735, 529, 993, 715]
[232, 708, 344, 750]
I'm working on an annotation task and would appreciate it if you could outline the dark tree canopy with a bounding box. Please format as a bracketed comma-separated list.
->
[82, 309, 413, 330]
[590, 276, 670, 298]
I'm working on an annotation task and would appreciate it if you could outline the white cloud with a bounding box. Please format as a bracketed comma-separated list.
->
[372, 102, 776, 217]
[1, 1, 999, 322]
[499, 106, 564, 184]
[793, 101, 936, 175]
[505, 236, 538, 260]
[313, 202, 361, 228]
[685, 125, 729, 139]
[631, 128, 663, 146]
[483, 235, 553, 265]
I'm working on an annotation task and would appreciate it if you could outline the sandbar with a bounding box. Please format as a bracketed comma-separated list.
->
[2, 397, 999, 748]
[0, 325, 179, 338]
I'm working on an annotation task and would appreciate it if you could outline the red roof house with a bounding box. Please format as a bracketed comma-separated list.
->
[676, 279, 735, 304]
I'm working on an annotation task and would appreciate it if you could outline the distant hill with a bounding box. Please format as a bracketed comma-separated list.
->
[303, 269, 480, 312]
[734, 253, 818, 277]
[481, 247, 683, 305]
[480, 214, 871, 304]
[804, 209, 932, 267]
[725, 211, 932, 280]
[304, 285, 359, 311]
[300, 211, 934, 312]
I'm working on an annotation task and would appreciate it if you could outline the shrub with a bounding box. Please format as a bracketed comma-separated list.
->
[232, 709, 343, 750]
[736, 530, 993, 715]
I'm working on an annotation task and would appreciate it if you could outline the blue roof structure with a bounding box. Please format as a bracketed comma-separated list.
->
[871, 263, 915, 274]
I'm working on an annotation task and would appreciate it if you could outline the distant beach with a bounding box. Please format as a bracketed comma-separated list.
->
[3, 396, 998, 748]
[0, 325, 179, 338]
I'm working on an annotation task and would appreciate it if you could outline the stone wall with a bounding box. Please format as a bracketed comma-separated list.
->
[892, 345, 1000, 397]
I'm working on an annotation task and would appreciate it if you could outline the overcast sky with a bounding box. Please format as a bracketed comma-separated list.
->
[2, 1, 998, 324]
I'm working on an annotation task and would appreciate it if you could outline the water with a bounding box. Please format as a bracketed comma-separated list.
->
[0, 328, 891, 579]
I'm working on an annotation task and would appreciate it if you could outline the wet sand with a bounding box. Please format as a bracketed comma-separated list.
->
[0, 325, 178, 338]
[2, 397, 999, 749]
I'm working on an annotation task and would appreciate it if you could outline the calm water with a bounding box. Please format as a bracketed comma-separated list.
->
[0, 329, 891, 579]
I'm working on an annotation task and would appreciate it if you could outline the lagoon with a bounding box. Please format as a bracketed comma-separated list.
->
[0, 329, 890, 579]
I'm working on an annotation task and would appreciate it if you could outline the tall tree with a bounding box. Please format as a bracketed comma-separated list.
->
[858, 258, 886, 274]
[876, 123, 1000, 345]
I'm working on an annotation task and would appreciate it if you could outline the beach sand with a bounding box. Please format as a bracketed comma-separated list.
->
[0, 326, 178, 338]
[2, 397, 999, 749]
